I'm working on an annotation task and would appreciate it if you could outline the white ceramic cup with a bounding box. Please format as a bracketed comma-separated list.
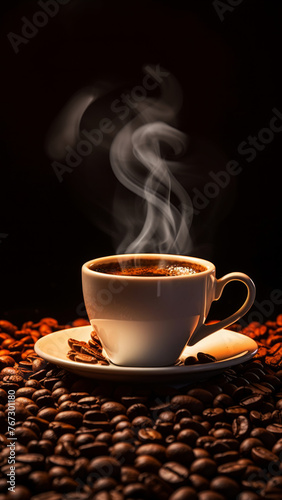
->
[82, 254, 256, 367]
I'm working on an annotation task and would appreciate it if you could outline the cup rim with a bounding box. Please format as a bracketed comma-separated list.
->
[82, 253, 215, 279]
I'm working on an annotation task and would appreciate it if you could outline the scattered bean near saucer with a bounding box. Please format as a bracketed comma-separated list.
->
[67, 332, 108, 364]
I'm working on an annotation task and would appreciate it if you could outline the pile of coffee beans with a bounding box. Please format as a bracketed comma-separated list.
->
[239, 316, 282, 368]
[67, 332, 109, 365]
[0, 316, 282, 500]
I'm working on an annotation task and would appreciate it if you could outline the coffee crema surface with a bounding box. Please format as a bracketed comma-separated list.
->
[89, 258, 207, 277]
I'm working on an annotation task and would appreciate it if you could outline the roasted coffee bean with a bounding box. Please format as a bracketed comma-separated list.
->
[17, 453, 45, 470]
[46, 455, 75, 470]
[169, 486, 198, 500]
[101, 401, 127, 418]
[73, 353, 97, 363]
[75, 433, 95, 447]
[69, 392, 90, 402]
[0, 355, 15, 368]
[111, 414, 129, 426]
[196, 435, 215, 450]
[266, 423, 282, 437]
[272, 438, 282, 455]
[0, 320, 17, 335]
[266, 476, 282, 491]
[159, 461, 189, 486]
[249, 410, 272, 426]
[25, 379, 41, 389]
[132, 416, 154, 428]
[213, 428, 234, 439]
[166, 442, 194, 464]
[204, 383, 223, 397]
[135, 454, 162, 473]
[55, 440, 80, 459]
[58, 433, 75, 444]
[48, 421, 76, 437]
[210, 476, 240, 499]
[88, 456, 121, 479]
[189, 473, 210, 491]
[14, 426, 38, 445]
[240, 438, 264, 457]
[250, 428, 276, 449]
[81, 419, 111, 431]
[176, 429, 199, 447]
[83, 410, 108, 422]
[232, 415, 251, 439]
[95, 432, 113, 444]
[6, 485, 31, 500]
[165, 435, 176, 445]
[23, 420, 41, 437]
[136, 443, 167, 462]
[52, 387, 69, 400]
[28, 471, 52, 492]
[58, 400, 79, 413]
[55, 410, 83, 427]
[197, 352, 216, 363]
[213, 393, 235, 408]
[15, 386, 37, 398]
[110, 442, 135, 464]
[179, 417, 206, 435]
[193, 447, 210, 459]
[213, 450, 239, 465]
[225, 406, 248, 417]
[156, 421, 175, 439]
[187, 388, 213, 404]
[175, 409, 192, 422]
[52, 476, 79, 493]
[217, 461, 247, 479]
[2, 463, 32, 482]
[184, 356, 198, 366]
[198, 492, 226, 500]
[120, 466, 140, 484]
[41, 429, 58, 442]
[0, 389, 7, 405]
[138, 428, 163, 443]
[112, 429, 135, 443]
[139, 471, 173, 498]
[190, 457, 217, 478]
[26, 491, 62, 500]
[202, 407, 225, 422]
[122, 482, 149, 499]
[27, 416, 50, 431]
[251, 446, 280, 466]
[126, 403, 149, 420]
[68, 338, 88, 350]
[28, 439, 54, 456]
[93, 477, 118, 492]
[170, 395, 204, 414]
[32, 388, 52, 401]
[36, 394, 55, 408]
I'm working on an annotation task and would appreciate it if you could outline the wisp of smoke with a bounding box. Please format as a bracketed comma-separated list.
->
[46, 65, 194, 255]
[110, 65, 193, 254]
[110, 121, 193, 254]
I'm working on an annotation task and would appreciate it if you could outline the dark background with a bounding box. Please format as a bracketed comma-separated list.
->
[1, 0, 281, 326]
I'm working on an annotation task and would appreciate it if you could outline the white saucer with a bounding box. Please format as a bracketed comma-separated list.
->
[35, 326, 257, 382]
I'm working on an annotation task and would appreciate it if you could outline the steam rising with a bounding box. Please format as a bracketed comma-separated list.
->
[109, 64, 193, 254]
[46, 65, 194, 255]
[110, 122, 193, 254]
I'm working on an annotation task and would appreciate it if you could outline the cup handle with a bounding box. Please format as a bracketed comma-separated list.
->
[188, 272, 256, 346]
